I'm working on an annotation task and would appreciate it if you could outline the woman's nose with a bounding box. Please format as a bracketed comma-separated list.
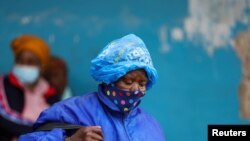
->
[130, 83, 140, 91]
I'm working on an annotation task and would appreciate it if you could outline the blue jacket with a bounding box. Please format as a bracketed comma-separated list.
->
[19, 85, 165, 141]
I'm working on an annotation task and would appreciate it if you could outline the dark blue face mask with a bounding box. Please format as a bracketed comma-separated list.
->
[103, 84, 146, 113]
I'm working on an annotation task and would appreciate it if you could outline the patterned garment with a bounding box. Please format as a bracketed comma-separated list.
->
[103, 83, 145, 113]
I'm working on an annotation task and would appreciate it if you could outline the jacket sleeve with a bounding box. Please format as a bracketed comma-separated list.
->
[18, 95, 94, 141]
[19, 128, 66, 141]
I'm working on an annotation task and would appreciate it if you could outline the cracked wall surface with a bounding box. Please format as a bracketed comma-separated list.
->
[235, 28, 250, 119]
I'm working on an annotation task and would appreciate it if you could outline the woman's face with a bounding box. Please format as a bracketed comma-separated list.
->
[13, 50, 42, 85]
[15, 50, 41, 70]
[115, 69, 148, 92]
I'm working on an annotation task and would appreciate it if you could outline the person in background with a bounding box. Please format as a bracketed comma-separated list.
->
[19, 34, 165, 141]
[0, 34, 60, 141]
[43, 56, 73, 100]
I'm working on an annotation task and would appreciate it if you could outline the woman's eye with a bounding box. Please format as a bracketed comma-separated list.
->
[125, 81, 132, 85]
[124, 80, 133, 85]
[140, 83, 146, 87]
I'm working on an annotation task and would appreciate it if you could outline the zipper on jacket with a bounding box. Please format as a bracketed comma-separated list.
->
[122, 115, 132, 141]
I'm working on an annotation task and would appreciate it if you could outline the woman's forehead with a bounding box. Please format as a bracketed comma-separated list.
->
[16, 50, 40, 64]
[124, 69, 148, 80]
[17, 50, 38, 59]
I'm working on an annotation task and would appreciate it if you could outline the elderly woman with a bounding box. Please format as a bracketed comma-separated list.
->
[0, 35, 60, 141]
[19, 34, 165, 141]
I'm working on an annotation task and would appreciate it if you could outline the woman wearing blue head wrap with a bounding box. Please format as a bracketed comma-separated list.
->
[19, 34, 165, 141]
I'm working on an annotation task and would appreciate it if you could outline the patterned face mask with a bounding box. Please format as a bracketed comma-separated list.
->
[103, 84, 146, 113]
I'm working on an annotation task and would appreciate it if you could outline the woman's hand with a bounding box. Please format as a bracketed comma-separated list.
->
[65, 126, 103, 141]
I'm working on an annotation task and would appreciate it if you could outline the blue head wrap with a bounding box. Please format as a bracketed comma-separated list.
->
[90, 34, 158, 89]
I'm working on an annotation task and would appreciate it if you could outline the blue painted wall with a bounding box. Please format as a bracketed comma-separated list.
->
[1, 0, 250, 140]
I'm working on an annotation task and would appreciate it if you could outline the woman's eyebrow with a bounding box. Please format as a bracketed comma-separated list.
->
[140, 79, 148, 83]
[123, 77, 133, 81]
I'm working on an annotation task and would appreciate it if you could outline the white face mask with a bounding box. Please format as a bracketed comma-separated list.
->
[13, 65, 40, 84]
